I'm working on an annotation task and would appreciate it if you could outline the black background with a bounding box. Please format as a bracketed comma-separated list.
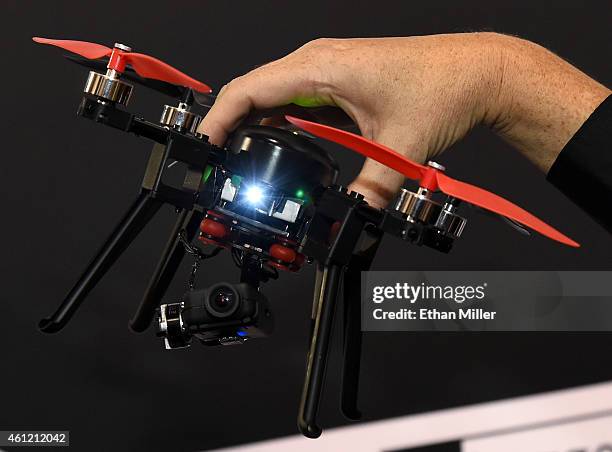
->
[2, 1, 611, 451]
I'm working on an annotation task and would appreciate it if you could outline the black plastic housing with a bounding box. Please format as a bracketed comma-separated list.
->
[181, 282, 273, 341]
[226, 125, 339, 197]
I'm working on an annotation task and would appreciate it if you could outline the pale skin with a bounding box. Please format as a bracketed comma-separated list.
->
[197, 32, 610, 208]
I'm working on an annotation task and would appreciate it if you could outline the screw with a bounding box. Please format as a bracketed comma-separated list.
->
[427, 161, 446, 171]
[114, 43, 132, 52]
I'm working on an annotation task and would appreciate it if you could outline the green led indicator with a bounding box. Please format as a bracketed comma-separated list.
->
[201, 165, 213, 183]
[295, 189, 305, 199]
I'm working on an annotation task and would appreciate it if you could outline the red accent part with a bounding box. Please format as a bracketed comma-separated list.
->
[419, 167, 439, 191]
[268, 256, 305, 272]
[200, 219, 228, 239]
[107, 49, 127, 72]
[32, 37, 212, 93]
[435, 173, 579, 247]
[270, 244, 297, 263]
[286, 115, 579, 248]
[268, 261, 292, 272]
[198, 236, 229, 249]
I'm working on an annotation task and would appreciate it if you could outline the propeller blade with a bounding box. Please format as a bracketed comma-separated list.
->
[436, 172, 579, 247]
[33, 37, 111, 59]
[286, 115, 578, 248]
[126, 53, 212, 94]
[286, 115, 427, 181]
[34, 37, 212, 94]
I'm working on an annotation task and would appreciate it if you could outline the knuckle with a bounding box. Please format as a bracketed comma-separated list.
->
[216, 83, 230, 97]
[297, 38, 351, 73]
[224, 77, 242, 92]
[300, 37, 333, 53]
[219, 75, 249, 99]
[309, 37, 331, 47]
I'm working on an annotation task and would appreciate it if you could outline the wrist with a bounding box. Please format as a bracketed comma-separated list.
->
[473, 33, 512, 130]
[482, 34, 611, 171]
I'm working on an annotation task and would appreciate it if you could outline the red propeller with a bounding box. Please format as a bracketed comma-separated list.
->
[286, 115, 579, 248]
[32, 37, 212, 94]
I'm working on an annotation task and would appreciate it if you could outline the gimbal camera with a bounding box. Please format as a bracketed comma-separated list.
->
[34, 37, 578, 438]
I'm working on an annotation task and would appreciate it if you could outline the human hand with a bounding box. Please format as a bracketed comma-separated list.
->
[198, 33, 609, 208]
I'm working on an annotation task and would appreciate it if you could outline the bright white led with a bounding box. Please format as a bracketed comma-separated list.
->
[245, 185, 264, 205]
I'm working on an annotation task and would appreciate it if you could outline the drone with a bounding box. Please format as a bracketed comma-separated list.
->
[34, 37, 579, 439]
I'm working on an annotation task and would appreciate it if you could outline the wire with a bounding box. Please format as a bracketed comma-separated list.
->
[179, 231, 222, 260]
[178, 230, 223, 290]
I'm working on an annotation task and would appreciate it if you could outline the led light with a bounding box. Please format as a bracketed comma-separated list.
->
[295, 189, 305, 199]
[245, 185, 264, 205]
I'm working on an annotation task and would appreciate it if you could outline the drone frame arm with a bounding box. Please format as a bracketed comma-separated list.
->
[39, 191, 163, 333]
[297, 187, 377, 437]
[341, 225, 382, 420]
[39, 93, 225, 334]
[298, 263, 343, 438]
[296, 184, 458, 437]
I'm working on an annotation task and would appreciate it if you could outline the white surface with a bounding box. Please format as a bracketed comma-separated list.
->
[210, 381, 612, 452]
[463, 413, 612, 452]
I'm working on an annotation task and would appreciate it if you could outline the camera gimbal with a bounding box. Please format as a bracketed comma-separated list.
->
[34, 37, 578, 439]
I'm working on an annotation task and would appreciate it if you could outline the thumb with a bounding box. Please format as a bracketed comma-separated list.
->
[347, 158, 405, 209]
[347, 127, 424, 208]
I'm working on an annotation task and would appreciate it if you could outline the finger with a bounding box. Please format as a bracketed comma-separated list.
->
[347, 128, 423, 208]
[348, 158, 405, 208]
[198, 62, 331, 146]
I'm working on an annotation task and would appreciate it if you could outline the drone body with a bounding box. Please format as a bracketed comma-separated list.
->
[34, 37, 578, 439]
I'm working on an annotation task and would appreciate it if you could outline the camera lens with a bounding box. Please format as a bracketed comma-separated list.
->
[204, 284, 240, 318]
[212, 288, 234, 312]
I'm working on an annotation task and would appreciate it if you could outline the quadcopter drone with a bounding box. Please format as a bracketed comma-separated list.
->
[34, 37, 579, 439]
